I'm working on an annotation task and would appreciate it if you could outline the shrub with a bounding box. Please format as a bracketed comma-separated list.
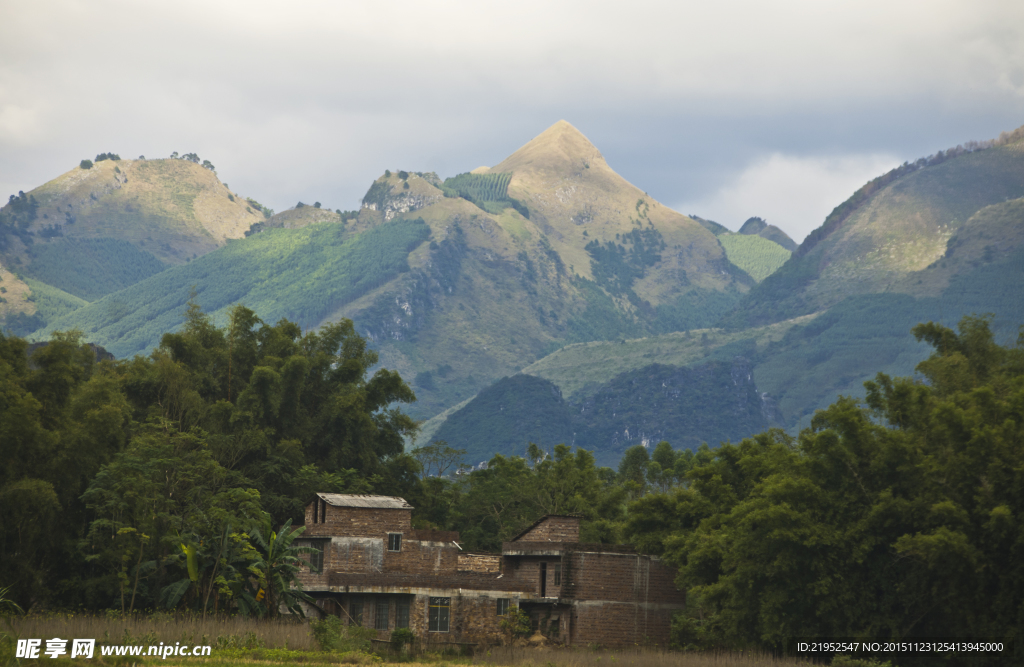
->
[80, 159, 93, 170]
[314, 202, 321, 209]
[389, 627, 415, 651]
[310, 615, 374, 652]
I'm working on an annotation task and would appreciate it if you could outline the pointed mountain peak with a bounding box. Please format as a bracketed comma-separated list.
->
[492, 120, 605, 175]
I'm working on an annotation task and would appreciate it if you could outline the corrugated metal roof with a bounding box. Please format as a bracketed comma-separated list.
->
[317, 493, 413, 509]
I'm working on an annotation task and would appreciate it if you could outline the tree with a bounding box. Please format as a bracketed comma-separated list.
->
[639, 316, 1024, 661]
[248, 518, 315, 617]
[80, 159, 93, 170]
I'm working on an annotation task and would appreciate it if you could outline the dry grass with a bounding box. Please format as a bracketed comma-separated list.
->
[5, 614, 316, 651]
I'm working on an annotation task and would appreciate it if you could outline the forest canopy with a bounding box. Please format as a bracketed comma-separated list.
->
[1, 311, 1021, 665]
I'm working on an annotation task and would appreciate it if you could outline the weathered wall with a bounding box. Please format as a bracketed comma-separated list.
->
[303, 503, 412, 538]
[515, 516, 580, 542]
[336, 591, 522, 644]
[458, 553, 501, 574]
[504, 555, 563, 598]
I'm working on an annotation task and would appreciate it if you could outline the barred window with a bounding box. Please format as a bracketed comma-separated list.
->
[309, 541, 325, 574]
[350, 599, 363, 626]
[496, 598, 510, 616]
[428, 597, 450, 633]
[396, 600, 410, 628]
[388, 533, 402, 552]
[375, 600, 390, 630]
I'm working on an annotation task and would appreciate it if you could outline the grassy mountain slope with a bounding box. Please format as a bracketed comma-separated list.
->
[38, 219, 430, 357]
[718, 233, 791, 282]
[0, 157, 264, 332]
[4, 158, 260, 265]
[728, 125, 1024, 327]
[738, 216, 797, 251]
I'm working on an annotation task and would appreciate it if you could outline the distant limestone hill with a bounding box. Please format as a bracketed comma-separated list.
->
[0, 156, 264, 333]
[728, 124, 1024, 327]
[31, 121, 749, 421]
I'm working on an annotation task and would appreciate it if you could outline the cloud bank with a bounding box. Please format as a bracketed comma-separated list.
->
[1, 0, 1022, 243]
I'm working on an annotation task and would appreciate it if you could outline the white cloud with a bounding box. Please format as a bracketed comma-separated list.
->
[674, 153, 901, 243]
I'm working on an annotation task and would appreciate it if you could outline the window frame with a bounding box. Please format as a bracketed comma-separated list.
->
[496, 598, 510, 616]
[388, 533, 402, 552]
[350, 599, 363, 626]
[396, 599, 410, 629]
[309, 540, 325, 574]
[375, 599, 390, 630]
[428, 596, 450, 633]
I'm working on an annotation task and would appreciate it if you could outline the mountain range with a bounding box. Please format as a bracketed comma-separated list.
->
[2, 121, 1022, 467]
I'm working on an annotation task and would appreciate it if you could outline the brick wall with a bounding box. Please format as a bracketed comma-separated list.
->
[571, 600, 677, 648]
[504, 556, 564, 598]
[384, 539, 460, 574]
[564, 550, 682, 604]
[303, 503, 412, 538]
[457, 553, 501, 574]
[515, 516, 580, 542]
[333, 591, 523, 644]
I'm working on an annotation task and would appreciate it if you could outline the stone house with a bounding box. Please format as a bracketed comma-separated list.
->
[295, 493, 686, 647]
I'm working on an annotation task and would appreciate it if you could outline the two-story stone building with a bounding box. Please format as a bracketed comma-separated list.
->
[296, 493, 685, 647]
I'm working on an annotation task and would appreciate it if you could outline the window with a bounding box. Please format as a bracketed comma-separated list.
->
[350, 599, 363, 626]
[496, 598, 510, 616]
[428, 597, 450, 633]
[553, 564, 561, 586]
[396, 600, 410, 629]
[309, 541, 325, 574]
[388, 533, 402, 552]
[375, 599, 390, 630]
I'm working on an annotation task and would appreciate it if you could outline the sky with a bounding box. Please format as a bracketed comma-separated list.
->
[2, 1, 1023, 242]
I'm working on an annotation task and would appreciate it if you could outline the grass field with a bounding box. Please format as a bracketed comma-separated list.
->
[1, 615, 816, 667]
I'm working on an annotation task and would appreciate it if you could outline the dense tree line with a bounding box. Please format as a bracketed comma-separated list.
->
[1, 311, 1020, 664]
[0, 303, 417, 614]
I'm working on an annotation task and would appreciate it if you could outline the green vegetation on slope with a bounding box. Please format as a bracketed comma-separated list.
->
[727, 129, 1024, 327]
[523, 317, 810, 399]
[433, 374, 574, 463]
[40, 219, 431, 357]
[436, 358, 775, 467]
[718, 233, 791, 282]
[25, 237, 167, 300]
[441, 172, 530, 217]
[1, 279, 88, 337]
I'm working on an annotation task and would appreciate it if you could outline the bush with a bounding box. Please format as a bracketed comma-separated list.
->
[389, 627, 415, 651]
[80, 159, 93, 170]
[310, 615, 374, 653]
[314, 202, 321, 209]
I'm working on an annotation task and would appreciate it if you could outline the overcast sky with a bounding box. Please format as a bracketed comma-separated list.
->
[2, 1, 1023, 242]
